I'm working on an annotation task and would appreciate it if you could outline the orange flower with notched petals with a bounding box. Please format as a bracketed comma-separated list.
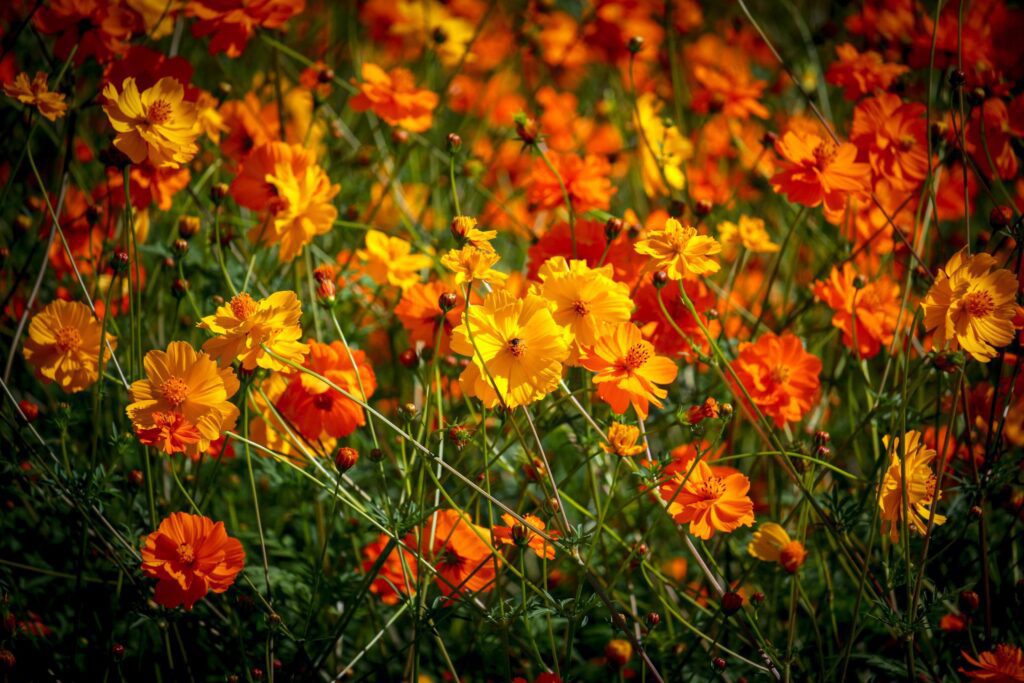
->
[102, 77, 199, 168]
[878, 430, 946, 542]
[731, 332, 821, 427]
[634, 218, 721, 280]
[395, 281, 465, 353]
[350, 63, 438, 133]
[492, 513, 558, 560]
[659, 459, 755, 540]
[409, 509, 495, 601]
[960, 644, 1024, 682]
[851, 93, 929, 192]
[601, 422, 644, 457]
[199, 291, 308, 371]
[747, 522, 807, 573]
[813, 263, 902, 359]
[4, 72, 67, 121]
[527, 153, 615, 213]
[24, 300, 116, 394]
[140, 512, 245, 610]
[581, 322, 679, 420]
[826, 44, 909, 101]
[770, 130, 869, 224]
[361, 533, 418, 605]
[185, 0, 304, 58]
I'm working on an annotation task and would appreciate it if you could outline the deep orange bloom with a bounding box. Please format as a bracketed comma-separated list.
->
[851, 93, 929, 192]
[771, 130, 869, 224]
[23, 299, 115, 394]
[813, 263, 902, 359]
[34, 0, 139, 65]
[686, 34, 768, 120]
[276, 340, 377, 442]
[826, 44, 909, 101]
[527, 153, 615, 213]
[409, 509, 495, 601]
[962, 96, 1024, 181]
[659, 459, 755, 540]
[731, 332, 822, 427]
[394, 281, 465, 353]
[581, 322, 679, 419]
[632, 279, 717, 359]
[140, 512, 245, 609]
[136, 412, 202, 454]
[361, 533, 418, 605]
[349, 63, 438, 132]
[492, 513, 558, 560]
[960, 644, 1024, 682]
[186, 0, 304, 58]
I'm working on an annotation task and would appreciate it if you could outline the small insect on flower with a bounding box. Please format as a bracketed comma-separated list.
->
[634, 217, 722, 280]
[3, 72, 68, 121]
[747, 522, 808, 573]
[23, 300, 116, 394]
[141, 512, 245, 609]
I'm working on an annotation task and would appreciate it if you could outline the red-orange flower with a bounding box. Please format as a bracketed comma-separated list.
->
[349, 63, 438, 132]
[771, 130, 870, 224]
[408, 509, 495, 601]
[659, 458, 755, 540]
[186, 0, 305, 58]
[527, 153, 616, 213]
[851, 93, 929, 192]
[812, 263, 902, 359]
[492, 513, 558, 560]
[731, 332, 822, 427]
[960, 644, 1024, 682]
[581, 322, 679, 419]
[361, 533, 418, 605]
[394, 281, 465, 353]
[826, 44, 909, 101]
[140, 512, 245, 610]
[34, 0, 139, 65]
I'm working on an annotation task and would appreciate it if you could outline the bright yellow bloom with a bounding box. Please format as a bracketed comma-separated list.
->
[450, 289, 570, 409]
[127, 342, 240, 458]
[747, 522, 808, 573]
[357, 230, 433, 289]
[601, 422, 644, 457]
[634, 93, 692, 197]
[878, 431, 946, 542]
[441, 244, 507, 287]
[535, 256, 633, 363]
[198, 291, 309, 371]
[102, 77, 199, 168]
[717, 215, 780, 257]
[23, 300, 115, 393]
[922, 248, 1018, 362]
[264, 151, 339, 262]
[4, 72, 67, 121]
[194, 90, 227, 143]
[451, 215, 497, 248]
[634, 218, 721, 280]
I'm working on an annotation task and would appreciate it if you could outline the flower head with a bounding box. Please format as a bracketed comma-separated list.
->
[717, 215, 779, 258]
[4, 72, 68, 121]
[441, 244, 507, 287]
[580, 322, 679, 419]
[851, 93, 929, 192]
[492, 513, 558, 560]
[747, 522, 808, 573]
[199, 291, 308, 371]
[826, 43, 909, 101]
[23, 300, 116, 394]
[730, 332, 821, 427]
[922, 248, 1018, 362]
[102, 77, 199, 168]
[350, 63, 438, 132]
[186, 0, 304, 58]
[879, 430, 946, 542]
[140, 512, 245, 609]
[409, 509, 495, 601]
[634, 93, 691, 197]
[960, 644, 1024, 682]
[770, 130, 869, 224]
[127, 342, 240, 457]
[361, 533, 418, 605]
[451, 215, 497, 248]
[659, 459, 755, 540]
[527, 153, 615, 213]
[634, 218, 721, 280]
[601, 422, 645, 457]
[357, 230, 433, 289]
[813, 263, 902, 359]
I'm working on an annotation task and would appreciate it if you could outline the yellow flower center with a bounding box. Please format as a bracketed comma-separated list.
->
[176, 542, 196, 566]
[507, 337, 526, 357]
[146, 99, 172, 125]
[54, 327, 83, 353]
[696, 475, 726, 500]
[229, 293, 258, 320]
[624, 343, 650, 369]
[962, 290, 995, 318]
[571, 299, 590, 316]
[160, 377, 190, 407]
[813, 141, 837, 169]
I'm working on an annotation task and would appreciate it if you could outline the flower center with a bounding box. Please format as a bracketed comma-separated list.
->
[441, 545, 463, 569]
[507, 337, 526, 357]
[962, 290, 995, 318]
[313, 393, 334, 410]
[54, 327, 83, 353]
[176, 542, 196, 566]
[813, 142, 836, 169]
[770, 365, 790, 384]
[696, 475, 726, 500]
[146, 99, 172, 125]
[624, 343, 650, 369]
[898, 134, 916, 151]
[229, 293, 258, 320]
[571, 299, 590, 316]
[160, 377, 190, 407]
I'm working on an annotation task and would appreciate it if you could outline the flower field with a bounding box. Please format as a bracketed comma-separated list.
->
[2, 1, 1024, 681]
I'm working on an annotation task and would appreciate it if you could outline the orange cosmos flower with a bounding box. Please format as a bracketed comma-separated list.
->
[185, 0, 304, 58]
[960, 644, 1024, 682]
[825, 44, 909, 101]
[632, 278, 717, 358]
[634, 217, 722, 280]
[601, 422, 645, 457]
[199, 291, 308, 371]
[361, 533, 418, 605]
[4, 72, 68, 121]
[879, 430, 946, 542]
[136, 412, 202, 454]
[813, 263, 902, 359]
[659, 458, 755, 540]
[23, 300, 115, 394]
[747, 522, 808, 573]
[922, 248, 1019, 362]
[492, 513, 558, 560]
[355, 230, 433, 290]
[102, 77, 199, 168]
[230, 142, 339, 262]
[409, 509, 495, 601]
[127, 342, 240, 457]
[395, 281, 465, 353]
[770, 130, 869, 224]
[581, 322, 679, 419]
[349, 63, 438, 133]
[275, 340, 377, 442]
[851, 93, 929, 192]
[34, 0, 139, 65]
[731, 332, 822, 427]
[140, 512, 245, 610]
[526, 153, 615, 213]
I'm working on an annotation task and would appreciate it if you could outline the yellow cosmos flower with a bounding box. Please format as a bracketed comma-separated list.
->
[441, 244, 507, 287]
[198, 291, 309, 372]
[717, 215, 780, 257]
[102, 77, 199, 168]
[922, 248, 1018, 362]
[878, 430, 946, 542]
[634, 93, 692, 198]
[450, 289, 570, 409]
[4, 72, 67, 121]
[634, 218, 722, 280]
[357, 230, 433, 289]
[601, 422, 644, 457]
[127, 342, 240, 458]
[534, 256, 633, 363]
[23, 300, 115, 393]
[451, 215, 497, 248]
[747, 522, 808, 573]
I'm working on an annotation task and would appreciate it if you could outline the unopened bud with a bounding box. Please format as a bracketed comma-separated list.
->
[210, 182, 229, 203]
[605, 217, 624, 240]
[438, 292, 458, 312]
[334, 447, 359, 472]
[628, 36, 644, 54]
[447, 133, 462, 151]
[178, 215, 201, 239]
